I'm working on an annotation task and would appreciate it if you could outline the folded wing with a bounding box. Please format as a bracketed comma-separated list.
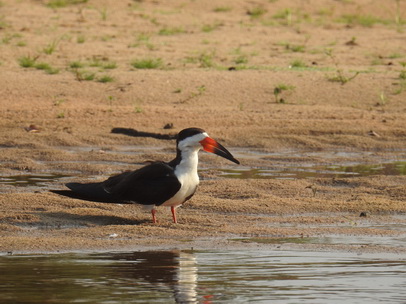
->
[57, 162, 181, 206]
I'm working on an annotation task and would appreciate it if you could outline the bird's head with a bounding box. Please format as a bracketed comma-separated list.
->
[177, 128, 240, 164]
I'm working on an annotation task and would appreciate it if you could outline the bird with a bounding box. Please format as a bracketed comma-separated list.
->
[52, 127, 240, 224]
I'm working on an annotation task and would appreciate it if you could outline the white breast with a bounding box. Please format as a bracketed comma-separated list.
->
[161, 149, 200, 207]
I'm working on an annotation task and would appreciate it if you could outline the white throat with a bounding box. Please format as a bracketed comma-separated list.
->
[175, 148, 200, 180]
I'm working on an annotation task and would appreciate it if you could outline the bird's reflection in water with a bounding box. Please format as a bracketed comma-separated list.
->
[106, 251, 198, 304]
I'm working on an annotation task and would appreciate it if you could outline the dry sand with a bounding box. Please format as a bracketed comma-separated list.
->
[0, 0, 405, 254]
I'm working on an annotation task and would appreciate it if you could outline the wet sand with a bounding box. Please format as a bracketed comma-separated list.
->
[0, 0, 406, 254]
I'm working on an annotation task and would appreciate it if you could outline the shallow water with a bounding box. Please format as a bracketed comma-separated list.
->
[1, 160, 405, 187]
[0, 250, 405, 304]
[215, 161, 406, 179]
[0, 173, 71, 187]
[236, 234, 406, 250]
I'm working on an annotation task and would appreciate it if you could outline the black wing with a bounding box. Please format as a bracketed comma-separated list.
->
[103, 162, 181, 205]
[52, 162, 181, 206]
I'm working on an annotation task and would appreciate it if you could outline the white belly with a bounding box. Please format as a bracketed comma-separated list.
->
[162, 172, 199, 207]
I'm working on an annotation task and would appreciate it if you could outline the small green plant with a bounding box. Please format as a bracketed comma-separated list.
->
[399, 62, 406, 79]
[145, 43, 157, 51]
[133, 99, 143, 113]
[43, 39, 59, 55]
[277, 40, 308, 53]
[290, 59, 307, 68]
[18, 55, 59, 74]
[102, 61, 117, 69]
[285, 43, 305, 52]
[74, 70, 95, 81]
[69, 59, 116, 80]
[97, 7, 108, 21]
[16, 41, 27, 47]
[388, 52, 404, 59]
[158, 27, 185, 35]
[137, 33, 150, 42]
[46, 0, 88, 8]
[213, 6, 232, 13]
[393, 81, 406, 95]
[106, 95, 115, 111]
[2, 33, 22, 44]
[69, 61, 84, 68]
[34, 62, 51, 70]
[234, 55, 248, 65]
[134, 105, 143, 113]
[129, 33, 156, 50]
[178, 85, 206, 103]
[196, 85, 206, 94]
[325, 49, 359, 84]
[35, 62, 60, 74]
[273, 84, 295, 103]
[370, 57, 384, 66]
[379, 91, 388, 105]
[202, 23, 221, 32]
[76, 35, 85, 43]
[88, 58, 102, 67]
[393, 61, 406, 94]
[247, 7, 267, 19]
[46, 67, 59, 74]
[81, 72, 95, 81]
[231, 48, 249, 65]
[0, 18, 6, 30]
[327, 70, 359, 84]
[100, 35, 114, 42]
[394, 0, 406, 31]
[97, 75, 114, 83]
[198, 52, 215, 68]
[345, 36, 358, 46]
[186, 50, 216, 68]
[53, 98, 65, 106]
[337, 14, 387, 27]
[56, 111, 65, 118]
[87, 58, 117, 69]
[131, 58, 163, 69]
[272, 8, 292, 25]
[18, 55, 39, 68]
[129, 33, 151, 48]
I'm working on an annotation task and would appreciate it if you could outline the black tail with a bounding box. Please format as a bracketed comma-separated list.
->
[51, 182, 128, 204]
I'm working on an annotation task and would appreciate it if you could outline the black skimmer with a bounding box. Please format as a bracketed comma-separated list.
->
[52, 128, 239, 223]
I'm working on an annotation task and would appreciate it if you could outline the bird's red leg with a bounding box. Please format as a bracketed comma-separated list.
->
[151, 209, 157, 223]
[171, 206, 177, 224]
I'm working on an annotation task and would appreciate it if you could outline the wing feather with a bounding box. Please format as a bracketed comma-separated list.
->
[102, 162, 181, 205]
